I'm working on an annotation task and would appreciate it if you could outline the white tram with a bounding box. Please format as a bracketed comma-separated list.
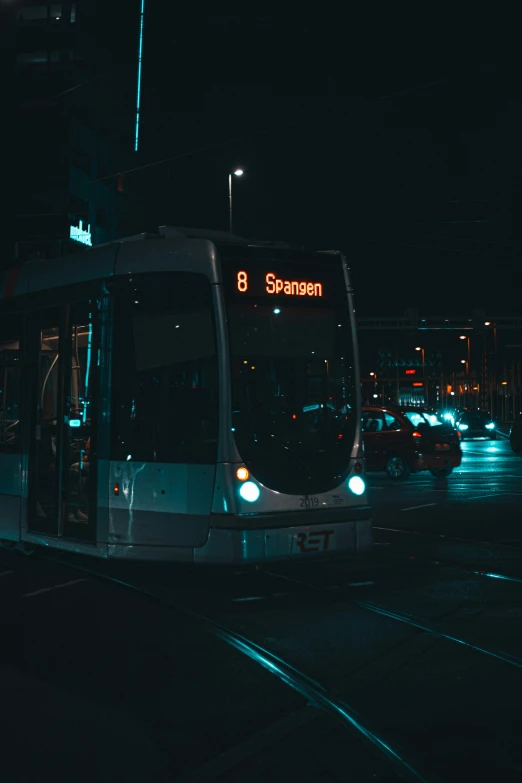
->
[0, 227, 371, 562]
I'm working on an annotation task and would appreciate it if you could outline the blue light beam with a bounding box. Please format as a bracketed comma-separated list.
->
[134, 0, 145, 152]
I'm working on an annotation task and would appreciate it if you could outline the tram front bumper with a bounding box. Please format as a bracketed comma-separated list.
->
[194, 507, 372, 564]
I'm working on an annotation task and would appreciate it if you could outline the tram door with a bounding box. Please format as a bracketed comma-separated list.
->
[28, 304, 99, 541]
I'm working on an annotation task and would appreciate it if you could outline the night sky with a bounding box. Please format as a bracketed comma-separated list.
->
[39, 7, 522, 317]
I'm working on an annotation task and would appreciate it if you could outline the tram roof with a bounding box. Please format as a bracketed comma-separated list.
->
[1, 227, 342, 300]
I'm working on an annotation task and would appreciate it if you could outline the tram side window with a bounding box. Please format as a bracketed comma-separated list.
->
[0, 323, 21, 453]
[111, 273, 218, 464]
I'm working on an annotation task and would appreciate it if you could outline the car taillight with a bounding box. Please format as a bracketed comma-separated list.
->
[412, 431, 422, 443]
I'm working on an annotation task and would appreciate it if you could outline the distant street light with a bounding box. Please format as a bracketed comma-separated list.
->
[415, 347, 427, 405]
[228, 169, 244, 234]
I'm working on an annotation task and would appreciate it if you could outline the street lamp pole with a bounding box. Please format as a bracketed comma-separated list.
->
[228, 168, 244, 234]
[370, 372, 378, 400]
[228, 174, 232, 234]
[415, 347, 427, 406]
[460, 335, 471, 404]
[460, 359, 468, 404]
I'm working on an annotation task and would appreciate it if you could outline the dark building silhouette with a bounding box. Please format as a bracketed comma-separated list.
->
[7, 0, 141, 268]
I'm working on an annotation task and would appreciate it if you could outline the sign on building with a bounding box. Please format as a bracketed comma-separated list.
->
[70, 220, 92, 246]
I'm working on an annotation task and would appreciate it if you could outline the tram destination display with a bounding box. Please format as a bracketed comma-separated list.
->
[224, 259, 345, 302]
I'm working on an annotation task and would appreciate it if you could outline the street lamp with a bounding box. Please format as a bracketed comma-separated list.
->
[459, 335, 471, 366]
[484, 322, 497, 416]
[458, 359, 469, 406]
[228, 168, 244, 234]
[415, 346, 425, 370]
[369, 372, 378, 398]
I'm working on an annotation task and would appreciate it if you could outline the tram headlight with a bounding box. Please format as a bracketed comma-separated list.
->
[239, 481, 260, 502]
[348, 475, 365, 496]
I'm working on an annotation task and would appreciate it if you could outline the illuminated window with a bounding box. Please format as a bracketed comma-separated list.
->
[361, 411, 384, 433]
[404, 412, 424, 428]
[384, 412, 402, 431]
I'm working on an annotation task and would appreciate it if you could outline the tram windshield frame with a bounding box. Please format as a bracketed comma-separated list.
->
[221, 254, 358, 495]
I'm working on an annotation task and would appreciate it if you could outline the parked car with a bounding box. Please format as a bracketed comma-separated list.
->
[361, 406, 462, 480]
[454, 409, 496, 440]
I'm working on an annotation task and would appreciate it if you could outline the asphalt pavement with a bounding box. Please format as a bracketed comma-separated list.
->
[2, 436, 522, 781]
[368, 434, 522, 542]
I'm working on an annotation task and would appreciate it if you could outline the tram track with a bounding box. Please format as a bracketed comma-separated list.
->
[33, 544, 522, 783]
[417, 556, 522, 585]
[329, 550, 522, 588]
[371, 524, 522, 585]
[35, 551, 429, 783]
[262, 568, 522, 671]
[35, 544, 522, 780]
[374, 525, 522, 551]
[126, 552, 522, 781]
[4, 545, 522, 780]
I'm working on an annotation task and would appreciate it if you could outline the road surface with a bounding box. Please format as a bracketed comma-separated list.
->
[1, 437, 522, 781]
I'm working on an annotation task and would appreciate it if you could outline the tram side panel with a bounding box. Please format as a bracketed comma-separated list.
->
[104, 261, 220, 560]
[105, 461, 215, 558]
[0, 454, 22, 542]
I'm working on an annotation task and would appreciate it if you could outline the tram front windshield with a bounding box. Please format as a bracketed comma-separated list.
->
[223, 258, 357, 495]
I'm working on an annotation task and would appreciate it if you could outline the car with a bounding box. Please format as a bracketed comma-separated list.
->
[440, 410, 457, 426]
[454, 409, 496, 440]
[361, 405, 462, 481]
